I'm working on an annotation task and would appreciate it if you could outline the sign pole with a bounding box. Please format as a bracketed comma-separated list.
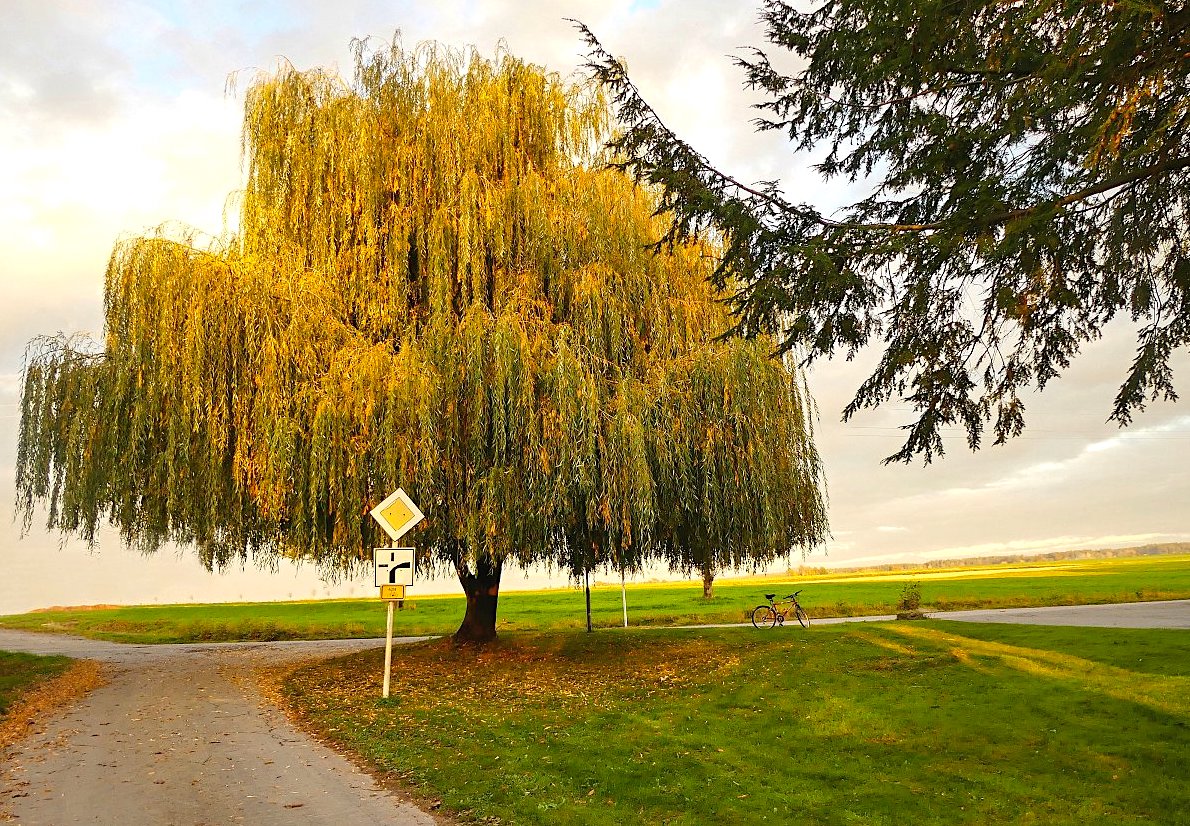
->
[382, 599, 395, 698]
[584, 569, 593, 633]
[621, 565, 628, 628]
[370, 487, 424, 700]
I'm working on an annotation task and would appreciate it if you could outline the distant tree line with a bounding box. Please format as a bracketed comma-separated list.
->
[808, 543, 1190, 576]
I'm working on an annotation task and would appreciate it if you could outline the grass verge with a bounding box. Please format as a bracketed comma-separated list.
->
[281, 623, 1190, 825]
[1, 554, 1188, 644]
[0, 652, 105, 749]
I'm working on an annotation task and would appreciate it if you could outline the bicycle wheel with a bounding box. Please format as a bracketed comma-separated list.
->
[795, 605, 809, 628]
[751, 605, 776, 629]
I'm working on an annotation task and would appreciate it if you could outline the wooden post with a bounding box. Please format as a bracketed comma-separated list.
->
[382, 599, 395, 698]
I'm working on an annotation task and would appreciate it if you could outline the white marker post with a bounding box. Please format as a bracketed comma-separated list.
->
[370, 488, 424, 698]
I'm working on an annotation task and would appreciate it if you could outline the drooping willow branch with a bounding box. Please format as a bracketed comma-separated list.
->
[17, 38, 829, 590]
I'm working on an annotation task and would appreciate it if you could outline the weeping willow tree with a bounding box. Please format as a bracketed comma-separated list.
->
[17, 39, 828, 643]
[650, 342, 824, 599]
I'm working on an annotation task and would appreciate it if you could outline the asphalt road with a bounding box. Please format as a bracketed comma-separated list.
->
[927, 598, 1190, 628]
[0, 631, 437, 825]
[677, 599, 1190, 629]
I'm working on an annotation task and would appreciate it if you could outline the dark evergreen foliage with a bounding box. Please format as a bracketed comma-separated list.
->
[578, 1, 1189, 462]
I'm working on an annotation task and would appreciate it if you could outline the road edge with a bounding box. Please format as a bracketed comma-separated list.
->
[249, 648, 455, 825]
[1, 658, 107, 750]
[1, 658, 107, 821]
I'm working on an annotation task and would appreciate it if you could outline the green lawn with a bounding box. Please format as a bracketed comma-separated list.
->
[1, 554, 1188, 644]
[0, 651, 72, 717]
[283, 622, 1190, 825]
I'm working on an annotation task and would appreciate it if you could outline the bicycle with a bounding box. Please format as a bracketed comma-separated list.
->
[751, 591, 809, 629]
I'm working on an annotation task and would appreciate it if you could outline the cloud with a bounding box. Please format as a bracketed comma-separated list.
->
[0, 372, 19, 400]
[1083, 415, 1190, 454]
[974, 414, 1190, 496]
[0, 2, 134, 126]
[0, 89, 242, 379]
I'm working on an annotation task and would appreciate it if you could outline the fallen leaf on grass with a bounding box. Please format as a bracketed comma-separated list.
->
[0, 661, 106, 750]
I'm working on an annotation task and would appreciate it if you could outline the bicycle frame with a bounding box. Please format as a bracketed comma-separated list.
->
[772, 599, 796, 623]
[751, 590, 809, 629]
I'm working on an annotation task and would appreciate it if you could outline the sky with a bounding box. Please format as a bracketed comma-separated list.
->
[1, 0, 1187, 614]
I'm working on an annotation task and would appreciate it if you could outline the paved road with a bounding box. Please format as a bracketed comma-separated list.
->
[0, 630, 436, 825]
[675, 599, 1190, 629]
[928, 598, 1190, 628]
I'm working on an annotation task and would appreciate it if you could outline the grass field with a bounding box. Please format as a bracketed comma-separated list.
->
[1, 554, 1188, 644]
[283, 622, 1190, 825]
[0, 651, 72, 717]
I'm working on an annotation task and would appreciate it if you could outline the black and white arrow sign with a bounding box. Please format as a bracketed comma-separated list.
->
[374, 548, 415, 587]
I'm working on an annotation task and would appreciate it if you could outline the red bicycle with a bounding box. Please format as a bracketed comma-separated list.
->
[751, 591, 809, 629]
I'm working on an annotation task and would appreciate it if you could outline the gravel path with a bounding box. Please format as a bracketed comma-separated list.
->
[0, 630, 436, 825]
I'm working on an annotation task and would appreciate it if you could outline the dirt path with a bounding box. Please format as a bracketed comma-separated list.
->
[0, 630, 437, 825]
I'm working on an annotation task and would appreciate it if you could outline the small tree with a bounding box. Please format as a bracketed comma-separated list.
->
[18, 39, 828, 643]
[896, 581, 925, 620]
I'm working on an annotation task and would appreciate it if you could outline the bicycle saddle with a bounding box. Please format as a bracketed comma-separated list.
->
[764, 593, 776, 600]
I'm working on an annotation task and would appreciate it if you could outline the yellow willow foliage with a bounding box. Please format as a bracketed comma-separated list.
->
[17, 39, 827, 579]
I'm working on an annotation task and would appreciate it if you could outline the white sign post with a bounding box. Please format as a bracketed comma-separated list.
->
[369, 488, 424, 698]
[373, 547, 416, 698]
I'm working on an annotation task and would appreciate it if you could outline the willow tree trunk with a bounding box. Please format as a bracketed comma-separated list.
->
[455, 556, 503, 644]
[701, 564, 715, 599]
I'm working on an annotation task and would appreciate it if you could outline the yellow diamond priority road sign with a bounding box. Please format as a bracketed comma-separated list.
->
[370, 488, 424, 543]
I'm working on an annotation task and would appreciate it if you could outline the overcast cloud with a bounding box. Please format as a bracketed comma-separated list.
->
[1, 0, 1186, 613]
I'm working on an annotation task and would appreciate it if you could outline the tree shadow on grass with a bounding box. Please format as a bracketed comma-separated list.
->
[884, 624, 1190, 719]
